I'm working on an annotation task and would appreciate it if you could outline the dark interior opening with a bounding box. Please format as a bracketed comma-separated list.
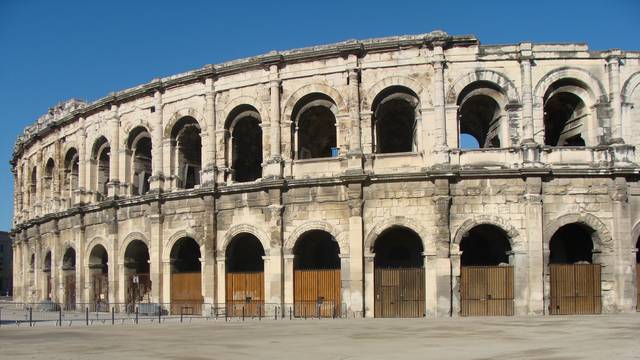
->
[374, 227, 424, 268]
[124, 240, 150, 274]
[373, 87, 418, 154]
[460, 224, 511, 266]
[226, 234, 265, 272]
[549, 223, 594, 264]
[89, 245, 108, 274]
[172, 117, 201, 189]
[294, 94, 337, 159]
[294, 230, 340, 270]
[171, 237, 201, 273]
[543, 82, 587, 146]
[232, 116, 263, 182]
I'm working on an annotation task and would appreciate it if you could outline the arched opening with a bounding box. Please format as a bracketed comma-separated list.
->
[226, 106, 263, 182]
[543, 80, 591, 146]
[293, 230, 341, 317]
[30, 166, 37, 206]
[293, 93, 338, 160]
[225, 233, 265, 316]
[127, 127, 152, 196]
[43, 251, 52, 300]
[64, 148, 79, 200]
[124, 240, 151, 308]
[548, 223, 601, 314]
[92, 137, 111, 199]
[43, 158, 55, 204]
[373, 227, 425, 318]
[171, 117, 201, 189]
[170, 237, 202, 314]
[372, 86, 419, 154]
[89, 244, 109, 311]
[457, 82, 504, 149]
[459, 224, 514, 316]
[61, 248, 76, 310]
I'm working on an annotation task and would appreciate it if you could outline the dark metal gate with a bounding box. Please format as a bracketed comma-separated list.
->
[64, 274, 76, 310]
[460, 266, 514, 316]
[374, 268, 425, 318]
[170, 272, 203, 315]
[550, 264, 601, 315]
[126, 273, 151, 310]
[92, 273, 109, 311]
[226, 271, 264, 317]
[294, 269, 341, 317]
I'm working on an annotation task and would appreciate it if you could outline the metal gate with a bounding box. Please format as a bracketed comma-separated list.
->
[170, 272, 203, 315]
[294, 269, 341, 317]
[92, 273, 109, 311]
[64, 274, 76, 310]
[126, 273, 151, 310]
[374, 268, 425, 318]
[226, 271, 264, 317]
[550, 264, 601, 315]
[460, 266, 514, 316]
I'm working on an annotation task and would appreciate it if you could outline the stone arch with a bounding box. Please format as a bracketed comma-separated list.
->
[364, 216, 433, 255]
[62, 142, 80, 160]
[533, 67, 608, 105]
[84, 236, 111, 268]
[446, 69, 520, 105]
[451, 215, 522, 254]
[123, 122, 152, 148]
[285, 221, 347, 255]
[219, 224, 270, 256]
[283, 83, 348, 121]
[221, 95, 268, 128]
[162, 230, 204, 262]
[622, 71, 640, 102]
[119, 231, 150, 260]
[163, 107, 205, 138]
[362, 75, 428, 110]
[58, 242, 76, 264]
[544, 213, 613, 253]
[631, 220, 640, 250]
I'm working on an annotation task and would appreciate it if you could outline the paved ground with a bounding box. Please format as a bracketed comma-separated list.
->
[1, 314, 639, 360]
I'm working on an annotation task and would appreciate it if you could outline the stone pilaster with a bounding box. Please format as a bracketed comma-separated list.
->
[519, 43, 535, 145]
[524, 177, 544, 314]
[346, 59, 364, 172]
[611, 177, 634, 311]
[264, 65, 283, 178]
[264, 188, 284, 305]
[215, 256, 226, 305]
[607, 51, 623, 144]
[347, 184, 364, 316]
[202, 195, 216, 304]
[150, 90, 165, 192]
[201, 78, 217, 185]
[363, 254, 374, 318]
[107, 105, 120, 198]
[148, 202, 164, 304]
[434, 178, 452, 317]
[431, 45, 449, 165]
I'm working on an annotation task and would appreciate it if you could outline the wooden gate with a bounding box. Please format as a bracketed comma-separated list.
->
[460, 266, 514, 316]
[637, 264, 640, 311]
[374, 268, 425, 318]
[550, 264, 601, 315]
[294, 269, 341, 317]
[170, 272, 203, 315]
[126, 273, 151, 309]
[92, 273, 109, 311]
[226, 272, 264, 317]
[64, 274, 76, 310]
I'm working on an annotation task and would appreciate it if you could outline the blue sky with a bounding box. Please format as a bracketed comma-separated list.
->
[0, 0, 638, 231]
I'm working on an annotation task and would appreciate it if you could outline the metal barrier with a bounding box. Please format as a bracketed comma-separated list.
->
[0, 301, 351, 327]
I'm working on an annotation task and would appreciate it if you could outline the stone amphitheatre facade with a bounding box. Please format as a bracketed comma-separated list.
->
[9, 31, 640, 318]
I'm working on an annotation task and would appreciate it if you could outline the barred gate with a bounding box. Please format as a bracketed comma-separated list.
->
[374, 268, 425, 318]
[226, 271, 264, 317]
[460, 266, 514, 316]
[170, 272, 203, 315]
[126, 273, 151, 310]
[293, 269, 341, 317]
[64, 275, 76, 310]
[92, 273, 109, 311]
[550, 264, 601, 315]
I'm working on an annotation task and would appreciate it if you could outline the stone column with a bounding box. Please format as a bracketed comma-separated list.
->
[434, 179, 452, 317]
[161, 260, 171, 305]
[431, 45, 449, 165]
[148, 205, 163, 304]
[346, 64, 364, 172]
[339, 254, 351, 316]
[107, 105, 120, 198]
[524, 177, 544, 314]
[34, 151, 43, 217]
[264, 64, 283, 178]
[107, 208, 119, 307]
[202, 195, 216, 304]
[265, 197, 284, 306]
[13, 242, 21, 302]
[150, 90, 164, 192]
[201, 79, 217, 185]
[74, 215, 86, 306]
[607, 51, 623, 143]
[363, 254, 374, 318]
[50, 230, 59, 302]
[78, 119, 89, 204]
[283, 254, 294, 306]
[449, 250, 461, 316]
[347, 185, 364, 316]
[512, 250, 528, 315]
[424, 252, 437, 317]
[519, 43, 535, 144]
[216, 256, 226, 305]
[117, 260, 126, 305]
[611, 177, 633, 311]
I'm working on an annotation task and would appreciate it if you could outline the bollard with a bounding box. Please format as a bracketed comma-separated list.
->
[242, 306, 245, 322]
[180, 308, 183, 323]
[0, 308, 2, 328]
[317, 305, 320, 319]
[59, 308, 62, 327]
[29, 307, 33, 327]
[289, 307, 292, 320]
[258, 306, 261, 321]
[85, 307, 89, 326]
[112, 307, 115, 325]
[158, 306, 161, 324]
[135, 307, 139, 324]
[275, 307, 278, 320]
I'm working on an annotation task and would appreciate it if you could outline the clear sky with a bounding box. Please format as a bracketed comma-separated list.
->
[0, 0, 638, 231]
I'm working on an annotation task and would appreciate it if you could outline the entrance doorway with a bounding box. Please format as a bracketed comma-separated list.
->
[225, 233, 265, 316]
[170, 237, 203, 315]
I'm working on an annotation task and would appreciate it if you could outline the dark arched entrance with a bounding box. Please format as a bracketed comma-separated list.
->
[293, 230, 341, 317]
[549, 223, 601, 315]
[459, 224, 513, 316]
[170, 237, 203, 314]
[89, 244, 109, 311]
[62, 248, 76, 310]
[225, 234, 265, 316]
[124, 240, 151, 309]
[373, 227, 425, 318]
[43, 251, 52, 300]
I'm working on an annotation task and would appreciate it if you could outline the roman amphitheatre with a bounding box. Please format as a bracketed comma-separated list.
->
[8, 30, 640, 320]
